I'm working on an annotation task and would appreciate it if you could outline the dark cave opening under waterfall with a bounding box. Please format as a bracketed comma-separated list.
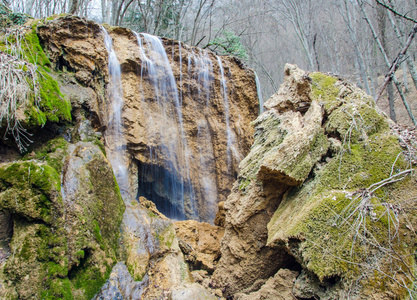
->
[136, 160, 198, 221]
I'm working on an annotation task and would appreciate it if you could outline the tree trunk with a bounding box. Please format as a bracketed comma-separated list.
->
[358, 0, 416, 125]
[69, 0, 79, 14]
[342, 0, 371, 95]
[377, 3, 396, 121]
[386, 4, 417, 93]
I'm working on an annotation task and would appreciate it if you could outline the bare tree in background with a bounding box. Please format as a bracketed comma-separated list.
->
[5, 0, 417, 124]
[377, 1, 396, 121]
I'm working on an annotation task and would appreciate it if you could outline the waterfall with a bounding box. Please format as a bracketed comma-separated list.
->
[101, 27, 130, 199]
[254, 71, 264, 114]
[99, 29, 247, 222]
[217, 56, 240, 170]
[188, 48, 217, 221]
[135, 32, 197, 220]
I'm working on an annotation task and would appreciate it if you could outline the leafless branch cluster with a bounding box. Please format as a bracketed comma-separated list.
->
[0, 26, 42, 152]
[328, 165, 416, 295]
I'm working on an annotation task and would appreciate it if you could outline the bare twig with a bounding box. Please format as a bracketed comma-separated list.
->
[374, 0, 417, 23]
[376, 23, 417, 102]
[0, 26, 42, 152]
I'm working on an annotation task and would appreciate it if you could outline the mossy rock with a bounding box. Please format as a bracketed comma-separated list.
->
[0, 21, 72, 145]
[265, 72, 416, 297]
[0, 141, 125, 299]
[23, 25, 72, 127]
[0, 161, 62, 223]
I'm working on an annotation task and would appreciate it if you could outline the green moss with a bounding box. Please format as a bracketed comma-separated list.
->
[147, 211, 157, 218]
[45, 14, 68, 21]
[20, 240, 32, 260]
[22, 25, 51, 67]
[93, 139, 106, 157]
[25, 137, 69, 172]
[86, 156, 125, 253]
[93, 220, 104, 245]
[238, 178, 251, 190]
[325, 102, 389, 143]
[71, 262, 111, 299]
[310, 72, 340, 113]
[0, 161, 61, 223]
[3, 23, 72, 129]
[25, 68, 72, 126]
[154, 224, 175, 249]
[41, 278, 73, 300]
[47, 262, 68, 278]
[318, 134, 404, 192]
[75, 250, 85, 260]
[127, 263, 144, 281]
[238, 112, 286, 190]
[0, 142, 125, 299]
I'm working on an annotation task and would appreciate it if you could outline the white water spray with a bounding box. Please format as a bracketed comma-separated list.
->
[101, 27, 130, 198]
[254, 71, 264, 114]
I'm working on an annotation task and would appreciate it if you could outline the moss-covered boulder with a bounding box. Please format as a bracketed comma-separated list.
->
[0, 138, 125, 299]
[214, 64, 417, 299]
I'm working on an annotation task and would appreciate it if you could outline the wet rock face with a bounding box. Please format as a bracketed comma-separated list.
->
[213, 64, 417, 299]
[37, 16, 259, 222]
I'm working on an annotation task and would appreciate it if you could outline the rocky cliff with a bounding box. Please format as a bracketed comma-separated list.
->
[0, 12, 257, 299]
[35, 16, 258, 222]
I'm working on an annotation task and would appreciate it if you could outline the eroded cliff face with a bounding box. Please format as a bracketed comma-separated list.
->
[212, 64, 417, 299]
[36, 16, 258, 222]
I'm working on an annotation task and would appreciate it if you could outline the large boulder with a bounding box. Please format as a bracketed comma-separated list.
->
[0, 137, 125, 299]
[213, 64, 417, 299]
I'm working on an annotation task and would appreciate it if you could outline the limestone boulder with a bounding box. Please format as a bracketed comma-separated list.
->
[175, 220, 224, 273]
[213, 65, 417, 299]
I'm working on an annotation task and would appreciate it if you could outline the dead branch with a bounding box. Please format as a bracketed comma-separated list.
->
[376, 23, 417, 102]
[375, 0, 417, 24]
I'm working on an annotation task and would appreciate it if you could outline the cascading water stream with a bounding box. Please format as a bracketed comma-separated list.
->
[101, 27, 130, 199]
[217, 56, 240, 170]
[254, 71, 264, 114]
[135, 32, 197, 220]
[188, 48, 217, 221]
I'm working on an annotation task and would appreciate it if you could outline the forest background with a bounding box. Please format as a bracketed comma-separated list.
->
[3, 0, 417, 125]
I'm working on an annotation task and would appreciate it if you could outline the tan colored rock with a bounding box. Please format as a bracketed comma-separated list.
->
[175, 220, 224, 273]
[212, 66, 325, 296]
[234, 269, 298, 300]
[170, 283, 217, 300]
[213, 201, 225, 227]
[264, 63, 311, 113]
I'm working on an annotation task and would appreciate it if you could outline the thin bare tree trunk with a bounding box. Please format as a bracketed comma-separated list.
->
[386, 3, 417, 92]
[341, 0, 371, 95]
[377, 2, 396, 121]
[358, 0, 416, 125]
[69, 0, 78, 14]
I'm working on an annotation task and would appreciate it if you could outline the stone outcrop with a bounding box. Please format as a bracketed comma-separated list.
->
[36, 15, 258, 222]
[0, 137, 125, 299]
[175, 220, 224, 273]
[213, 64, 417, 299]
